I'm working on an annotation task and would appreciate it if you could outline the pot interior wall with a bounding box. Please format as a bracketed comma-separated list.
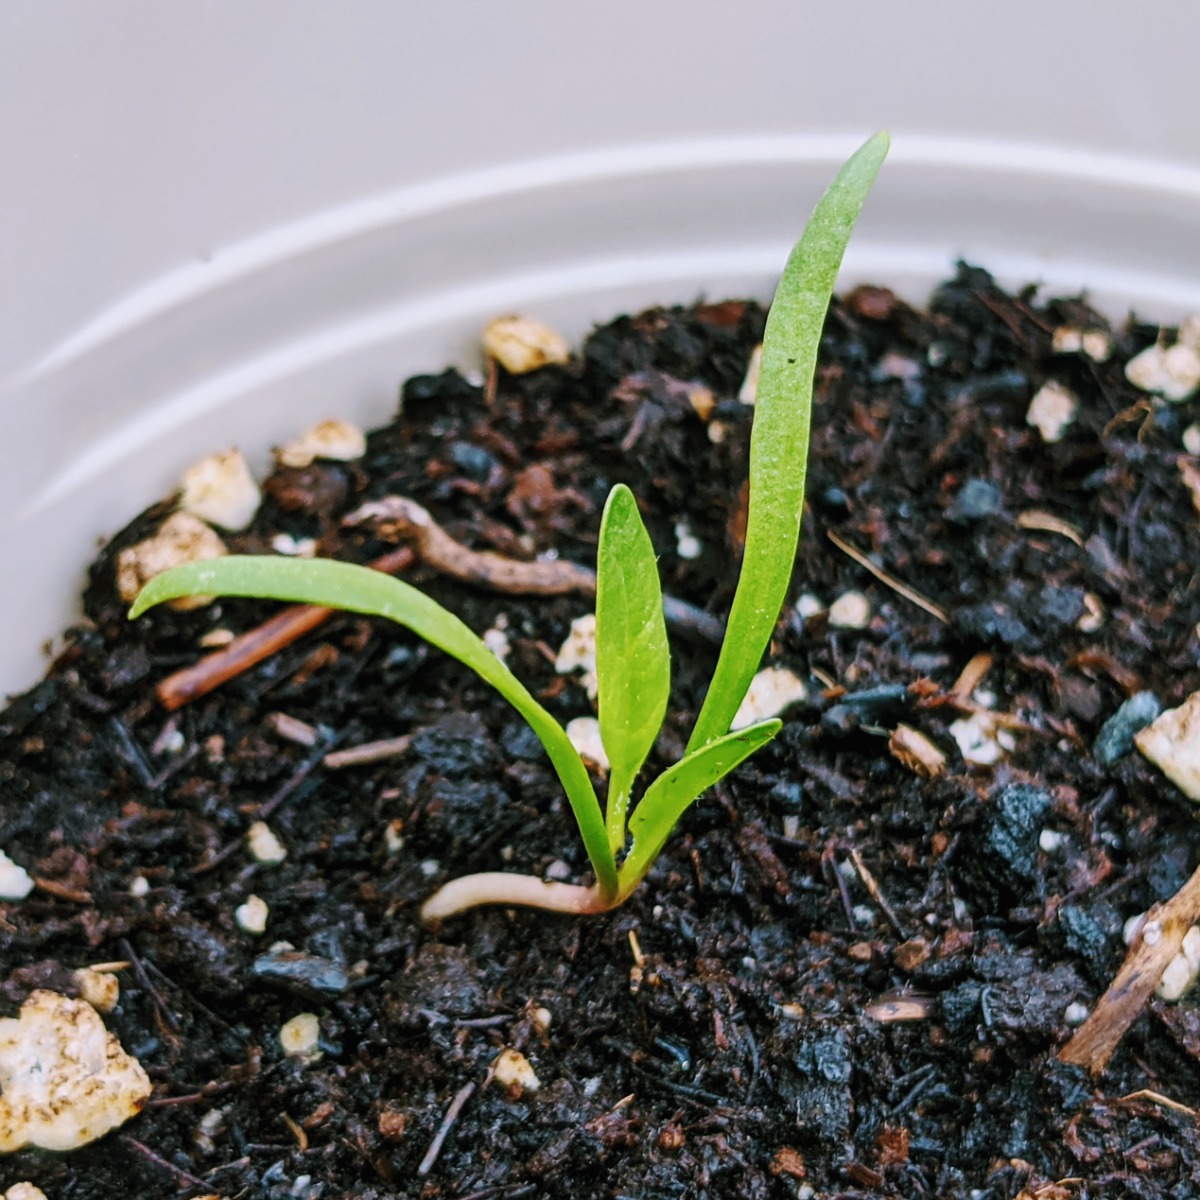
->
[7, 136, 1200, 695]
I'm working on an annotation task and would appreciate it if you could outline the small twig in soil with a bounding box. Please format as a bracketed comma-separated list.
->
[145, 1079, 239, 1107]
[826, 530, 949, 623]
[1119, 1088, 1197, 1118]
[191, 729, 340, 876]
[1016, 509, 1086, 548]
[266, 711, 321, 747]
[154, 546, 415, 711]
[257, 730, 340, 821]
[345, 494, 725, 644]
[822, 841, 857, 932]
[107, 715, 157, 788]
[324, 733, 412, 770]
[864, 993, 935, 1023]
[30, 876, 93, 904]
[418, 1080, 477, 1177]
[950, 651, 993, 704]
[120, 1135, 208, 1190]
[120, 937, 181, 1035]
[282, 1111, 309, 1150]
[1059, 861, 1200, 1074]
[848, 847, 907, 939]
[455, 1185, 539, 1200]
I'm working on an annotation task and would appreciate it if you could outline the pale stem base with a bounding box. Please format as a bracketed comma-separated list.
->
[419, 872, 622, 923]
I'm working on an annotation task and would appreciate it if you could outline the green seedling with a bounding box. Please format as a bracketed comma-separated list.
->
[131, 131, 889, 921]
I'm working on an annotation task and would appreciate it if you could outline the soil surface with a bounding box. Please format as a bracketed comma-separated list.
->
[4, 267, 1200, 1199]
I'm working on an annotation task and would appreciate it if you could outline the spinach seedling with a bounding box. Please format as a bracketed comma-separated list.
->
[131, 131, 888, 921]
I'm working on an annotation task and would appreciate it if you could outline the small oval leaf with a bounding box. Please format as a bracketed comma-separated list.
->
[595, 484, 671, 852]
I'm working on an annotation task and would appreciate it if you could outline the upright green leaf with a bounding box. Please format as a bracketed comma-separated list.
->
[131, 556, 619, 899]
[595, 484, 671, 854]
[618, 718, 781, 896]
[688, 131, 889, 753]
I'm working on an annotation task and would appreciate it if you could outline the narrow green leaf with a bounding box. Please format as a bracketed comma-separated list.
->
[595, 484, 671, 854]
[618, 718, 781, 895]
[132, 557, 618, 898]
[688, 131, 889, 752]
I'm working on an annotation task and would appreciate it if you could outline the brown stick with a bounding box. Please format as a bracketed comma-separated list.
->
[155, 546, 414, 711]
[417, 1080, 477, 1176]
[1059, 861, 1200, 1074]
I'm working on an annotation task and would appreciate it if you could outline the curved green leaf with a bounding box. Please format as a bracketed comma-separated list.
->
[595, 484, 671, 854]
[618, 718, 781, 896]
[688, 131, 889, 752]
[132, 556, 618, 898]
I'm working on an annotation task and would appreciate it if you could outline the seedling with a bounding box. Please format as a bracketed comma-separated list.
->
[131, 131, 889, 921]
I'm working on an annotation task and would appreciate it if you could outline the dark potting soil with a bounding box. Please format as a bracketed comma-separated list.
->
[3, 265, 1200, 1199]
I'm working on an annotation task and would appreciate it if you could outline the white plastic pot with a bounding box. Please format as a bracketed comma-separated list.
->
[4, 2, 1200, 695]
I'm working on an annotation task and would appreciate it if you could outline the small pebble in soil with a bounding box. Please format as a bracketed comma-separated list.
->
[687, 384, 716, 421]
[1064, 1001, 1090, 1026]
[555, 612, 598, 700]
[738, 344, 763, 405]
[949, 711, 1015, 766]
[0, 990, 151, 1152]
[730, 666, 808, 731]
[828, 590, 871, 629]
[0, 851, 33, 900]
[179, 447, 261, 531]
[194, 1106, 225, 1154]
[532, 1005, 552, 1033]
[966, 784, 1052, 902]
[1126, 330, 1200, 402]
[565, 716, 609, 773]
[127, 875, 150, 897]
[1051, 325, 1113, 363]
[235, 894, 270, 935]
[277, 418, 366, 469]
[1025, 380, 1078, 443]
[482, 314, 570, 375]
[1093, 690, 1162, 767]
[795, 593, 824, 620]
[1156, 926, 1200, 1001]
[674, 520, 702, 560]
[1184, 422, 1200, 455]
[279, 1013, 322, 1062]
[384, 819, 405, 855]
[115, 512, 228, 610]
[71, 968, 119, 1013]
[246, 820, 287, 865]
[270, 532, 318, 557]
[1134, 690, 1200, 800]
[1077, 592, 1105, 632]
[5, 1185, 48, 1200]
[1124, 912, 1149, 946]
[949, 478, 1004, 522]
[253, 950, 348, 995]
[491, 1047, 539, 1093]
[1038, 829, 1066, 854]
[482, 620, 511, 663]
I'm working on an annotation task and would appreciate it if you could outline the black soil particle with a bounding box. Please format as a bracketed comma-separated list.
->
[4, 267, 1200, 1197]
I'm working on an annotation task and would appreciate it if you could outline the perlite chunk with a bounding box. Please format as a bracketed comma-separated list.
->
[1135, 690, 1200, 801]
[0, 990, 151, 1152]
